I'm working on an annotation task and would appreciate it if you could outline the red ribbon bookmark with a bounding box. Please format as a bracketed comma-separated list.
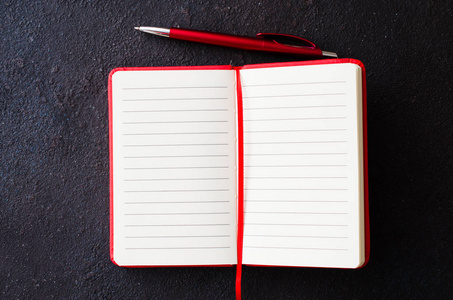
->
[234, 67, 245, 300]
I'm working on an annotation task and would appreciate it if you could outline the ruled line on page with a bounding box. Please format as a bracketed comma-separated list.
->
[243, 117, 346, 122]
[123, 143, 229, 147]
[244, 212, 348, 215]
[125, 224, 230, 227]
[125, 212, 230, 215]
[124, 178, 230, 181]
[243, 141, 347, 145]
[244, 176, 348, 179]
[124, 154, 229, 158]
[244, 153, 347, 156]
[123, 166, 229, 170]
[125, 235, 231, 238]
[122, 85, 229, 90]
[122, 109, 228, 113]
[125, 201, 230, 204]
[244, 234, 348, 239]
[244, 223, 348, 227]
[125, 247, 231, 250]
[123, 97, 228, 101]
[242, 81, 346, 87]
[245, 200, 348, 203]
[244, 129, 347, 133]
[124, 189, 230, 193]
[243, 246, 348, 251]
[244, 188, 348, 191]
[244, 165, 347, 168]
[243, 93, 346, 99]
[243, 105, 346, 110]
[123, 120, 229, 124]
[123, 132, 228, 136]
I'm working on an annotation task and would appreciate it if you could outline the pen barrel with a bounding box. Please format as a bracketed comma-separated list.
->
[170, 28, 323, 58]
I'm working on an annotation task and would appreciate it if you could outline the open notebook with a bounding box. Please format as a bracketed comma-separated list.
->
[109, 59, 369, 269]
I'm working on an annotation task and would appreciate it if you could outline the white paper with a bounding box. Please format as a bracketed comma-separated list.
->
[240, 63, 365, 268]
[111, 69, 238, 266]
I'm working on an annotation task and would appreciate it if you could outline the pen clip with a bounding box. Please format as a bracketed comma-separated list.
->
[256, 33, 319, 50]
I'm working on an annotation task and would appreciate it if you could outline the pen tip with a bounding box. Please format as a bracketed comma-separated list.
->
[134, 27, 140, 31]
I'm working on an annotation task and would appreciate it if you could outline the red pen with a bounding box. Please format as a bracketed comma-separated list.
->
[134, 26, 337, 59]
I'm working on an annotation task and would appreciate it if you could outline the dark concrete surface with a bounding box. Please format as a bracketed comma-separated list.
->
[1, 1, 452, 299]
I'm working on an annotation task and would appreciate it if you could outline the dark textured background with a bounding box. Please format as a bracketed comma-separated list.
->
[1, 1, 452, 299]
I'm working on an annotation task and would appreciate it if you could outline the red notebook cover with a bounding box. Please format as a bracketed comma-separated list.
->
[108, 59, 369, 297]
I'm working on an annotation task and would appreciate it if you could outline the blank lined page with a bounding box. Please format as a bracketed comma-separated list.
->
[240, 63, 365, 268]
[111, 68, 237, 266]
